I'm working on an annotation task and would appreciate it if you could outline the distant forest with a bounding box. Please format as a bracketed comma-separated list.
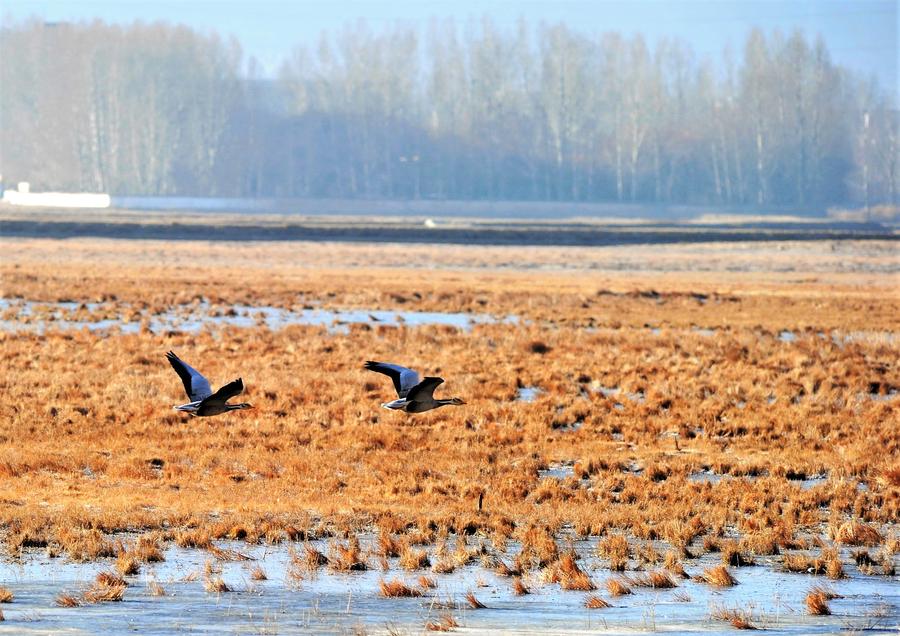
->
[0, 18, 896, 208]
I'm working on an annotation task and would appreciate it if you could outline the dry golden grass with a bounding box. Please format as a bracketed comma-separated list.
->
[0, 588, 12, 603]
[585, 595, 611, 609]
[711, 605, 756, 629]
[833, 520, 884, 547]
[250, 565, 267, 581]
[0, 237, 897, 606]
[379, 579, 422, 598]
[83, 581, 126, 603]
[55, 594, 81, 607]
[631, 571, 678, 589]
[203, 577, 229, 594]
[551, 551, 597, 591]
[696, 566, 737, 586]
[805, 590, 831, 615]
[399, 545, 430, 570]
[95, 571, 127, 588]
[512, 577, 529, 595]
[418, 575, 437, 589]
[425, 614, 458, 631]
[605, 577, 632, 596]
[465, 591, 486, 609]
[115, 553, 140, 576]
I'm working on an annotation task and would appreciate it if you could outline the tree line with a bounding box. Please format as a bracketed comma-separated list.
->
[1, 17, 896, 209]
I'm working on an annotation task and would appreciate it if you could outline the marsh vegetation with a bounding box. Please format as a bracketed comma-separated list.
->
[0, 237, 897, 632]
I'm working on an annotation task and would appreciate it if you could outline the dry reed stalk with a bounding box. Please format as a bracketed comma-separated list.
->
[399, 546, 430, 570]
[84, 582, 126, 603]
[329, 538, 368, 572]
[585, 595, 611, 609]
[418, 576, 437, 589]
[512, 577, 529, 595]
[300, 544, 329, 571]
[711, 605, 756, 629]
[425, 614, 458, 631]
[465, 591, 486, 608]
[132, 534, 165, 562]
[379, 578, 422, 598]
[250, 565, 268, 581]
[805, 590, 831, 615]
[0, 588, 11, 603]
[605, 577, 632, 596]
[115, 553, 140, 576]
[56, 594, 81, 607]
[208, 545, 253, 562]
[95, 571, 127, 588]
[834, 520, 883, 547]
[697, 566, 737, 586]
[431, 559, 455, 574]
[204, 577, 229, 593]
[721, 541, 754, 567]
[175, 529, 212, 549]
[631, 570, 678, 589]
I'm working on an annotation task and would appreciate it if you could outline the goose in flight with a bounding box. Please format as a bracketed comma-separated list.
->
[364, 361, 465, 413]
[166, 351, 252, 417]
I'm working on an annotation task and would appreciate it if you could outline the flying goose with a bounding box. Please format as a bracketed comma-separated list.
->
[166, 351, 252, 416]
[364, 361, 465, 413]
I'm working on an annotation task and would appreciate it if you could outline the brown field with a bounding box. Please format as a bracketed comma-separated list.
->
[0, 237, 897, 617]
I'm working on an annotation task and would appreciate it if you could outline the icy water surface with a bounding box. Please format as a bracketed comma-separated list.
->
[0, 299, 516, 335]
[0, 539, 897, 635]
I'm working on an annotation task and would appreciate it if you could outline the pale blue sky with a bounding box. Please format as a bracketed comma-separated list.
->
[3, 0, 897, 93]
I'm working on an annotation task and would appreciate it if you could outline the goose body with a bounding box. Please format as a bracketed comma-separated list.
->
[364, 361, 465, 413]
[166, 351, 252, 417]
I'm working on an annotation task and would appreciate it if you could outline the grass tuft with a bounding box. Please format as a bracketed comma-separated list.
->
[696, 565, 737, 586]
[585, 595, 611, 609]
[465, 591, 486, 608]
[379, 578, 422, 598]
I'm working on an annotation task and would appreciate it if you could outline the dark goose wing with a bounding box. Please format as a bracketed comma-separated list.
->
[364, 361, 420, 398]
[406, 377, 444, 402]
[200, 378, 244, 407]
[166, 351, 213, 401]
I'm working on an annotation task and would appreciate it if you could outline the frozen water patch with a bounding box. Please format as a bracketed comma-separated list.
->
[0, 299, 516, 335]
[515, 386, 542, 402]
[538, 461, 576, 480]
[0, 536, 900, 635]
[0, 539, 896, 634]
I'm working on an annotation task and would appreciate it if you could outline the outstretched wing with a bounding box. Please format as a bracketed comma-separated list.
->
[166, 351, 213, 401]
[201, 378, 244, 406]
[364, 361, 420, 398]
[406, 377, 444, 403]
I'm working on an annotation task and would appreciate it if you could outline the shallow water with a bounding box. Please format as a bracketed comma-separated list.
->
[0, 538, 897, 635]
[515, 387, 542, 403]
[0, 299, 516, 335]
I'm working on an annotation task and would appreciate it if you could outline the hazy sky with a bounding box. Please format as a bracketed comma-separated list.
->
[3, 0, 897, 92]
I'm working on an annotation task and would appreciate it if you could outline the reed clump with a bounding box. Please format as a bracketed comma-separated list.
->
[696, 566, 737, 586]
[711, 605, 756, 629]
[465, 591, 486, 608]
[585, 595, 611, 608]
[805, 589, 831, 615]
[605, 577, 632, 596]
[379, 578, 422, 598]
[512, 577, 529, 595]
